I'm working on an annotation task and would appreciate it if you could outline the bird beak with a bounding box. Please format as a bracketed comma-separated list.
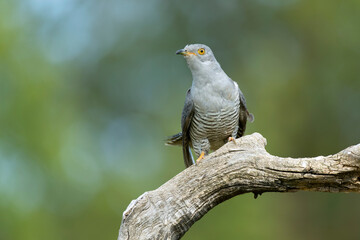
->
[176, 49, 196, 56]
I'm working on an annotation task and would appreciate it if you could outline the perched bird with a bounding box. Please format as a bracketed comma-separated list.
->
[167, 44, 254, 167]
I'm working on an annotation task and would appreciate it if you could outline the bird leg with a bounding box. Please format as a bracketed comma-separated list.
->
[196, 151, 205, 164]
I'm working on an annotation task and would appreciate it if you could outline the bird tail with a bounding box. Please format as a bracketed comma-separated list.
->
[183, 145, 194, 168]
[165, 132, 183, 146]
[247, 111, 255, 123]
[166, 132, 194, 167]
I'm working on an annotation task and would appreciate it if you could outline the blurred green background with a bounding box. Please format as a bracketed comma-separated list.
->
[1, 0, 360, 239]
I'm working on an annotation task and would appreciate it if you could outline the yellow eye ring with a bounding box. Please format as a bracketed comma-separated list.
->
[198, 48, 205, 55]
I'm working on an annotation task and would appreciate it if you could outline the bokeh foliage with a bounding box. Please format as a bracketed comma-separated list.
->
[0, 0, 359, 239]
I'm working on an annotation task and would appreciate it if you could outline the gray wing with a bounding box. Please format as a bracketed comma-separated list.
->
[181, 88, 195, 167]
[237, 88, 254, 138]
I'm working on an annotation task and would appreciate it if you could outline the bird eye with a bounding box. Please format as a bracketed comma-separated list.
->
[198, 48, 205, 55]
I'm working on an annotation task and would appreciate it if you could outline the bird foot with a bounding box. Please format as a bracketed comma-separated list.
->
[196, 151, 205, 164]
[228, 137, 236, 143]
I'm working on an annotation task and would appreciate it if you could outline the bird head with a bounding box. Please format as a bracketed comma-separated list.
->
[176, 44, 220, 72]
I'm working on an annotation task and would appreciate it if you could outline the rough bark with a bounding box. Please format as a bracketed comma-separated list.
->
[118, 132, 360, 240]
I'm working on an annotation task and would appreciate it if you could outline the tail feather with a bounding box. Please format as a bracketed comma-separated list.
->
[183, 145, 194, 168]
[167, 132, 194, 167]
[246, 110, 255, 123]
[165, 132, 183, 146]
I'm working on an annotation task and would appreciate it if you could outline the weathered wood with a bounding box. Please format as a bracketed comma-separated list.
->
[118, 132, 360, 240]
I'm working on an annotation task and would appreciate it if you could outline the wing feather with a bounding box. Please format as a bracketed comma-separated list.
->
[181, 88, 195, 167]
[237, 88, 254, 138]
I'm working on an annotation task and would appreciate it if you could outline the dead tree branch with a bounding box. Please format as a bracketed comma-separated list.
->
[118, 132, 360, 240]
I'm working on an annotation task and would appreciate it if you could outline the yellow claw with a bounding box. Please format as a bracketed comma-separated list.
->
[196, 151, 205, 164]
[228, 137, 236, 143]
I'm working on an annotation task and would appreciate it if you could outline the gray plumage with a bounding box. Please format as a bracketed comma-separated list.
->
[167, 44, 254, 167]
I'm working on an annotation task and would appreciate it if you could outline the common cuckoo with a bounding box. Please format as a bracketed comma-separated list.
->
[167, 44, 254, 167]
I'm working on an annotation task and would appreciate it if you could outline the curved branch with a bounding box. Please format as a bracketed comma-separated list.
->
[118, 133, 360, 240]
